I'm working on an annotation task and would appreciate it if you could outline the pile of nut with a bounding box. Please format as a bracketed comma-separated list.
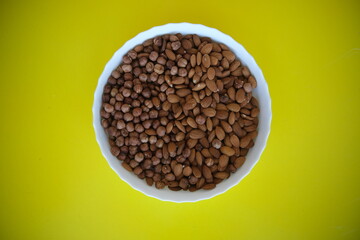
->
[101, 34, 259, 191]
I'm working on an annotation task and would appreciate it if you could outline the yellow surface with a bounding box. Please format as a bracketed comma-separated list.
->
[0, 0, 359, 239]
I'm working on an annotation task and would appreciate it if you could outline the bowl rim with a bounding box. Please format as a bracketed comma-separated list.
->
[93, 22, 272, 202]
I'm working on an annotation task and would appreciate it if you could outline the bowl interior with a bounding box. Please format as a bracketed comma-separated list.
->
[93, 23, 271, 202]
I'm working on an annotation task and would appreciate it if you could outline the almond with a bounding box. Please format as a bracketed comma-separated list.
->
[234, 157, 246, 168]
[248, 130, 258, 139]
[228, 87, 236, 100]
[189, 129, 206, 139]
[221, 58, 229, 69]
[201, 96, 212, 108]
[190, 54, 196, 67]
[230, 135, 240, 147]
[251, 108, 260, 117]
[172, 77, 185, 85]
[228, 112, 236, 125]
[215, 126, 225, 140]
[196, 152, 203, 166]
[173, 106, 182, 118]
[196, 52, 202, 65]
[220, 146, 235, 156]
[196, 178, 205, 189]
[216, 103, 227, 111]
[176, 89, 191, 97]
[216, 110, 228, 120]
[206, 79, 218, 92]
[202, 165, 212, 180]
[213, 178, 223, 184]
[202, 183, 216, 190]
[248, 75, 257, 88]
[175, 120, 186, 133]
[242, 66, 251, 77]
[200, 139, 210, 150]
[207, 67, 215, 80]
[168, 182, 179, 188]
[222, 50, 235, 62]
[229, 60, 241, 71]
[181, 39, 192, 50]
[174, 163, 183, 176]
[211, 52, 223, 60]
[220, 121, 232, 133]
[219, 43, 229, 50]
[214, 171, 230, 179]
[165, 49, 176, 61]
[176, 132, 185, 141]
[188, 68, 195, 78]
[192, 82, 206, 91]
[218, 155, 229, 171]
[168, 142, 177, 155]
[209, 147, 220, 158]
[201, 43, 213, 54]
[187, 117, 198, 128]
[240, 134, 252, 148]
[231, 68, 242, 76]
[244, 125, 257, 132]
[193, 91, 200, 103]
[221, 70, 230, 78]
[192, 166, 202, 178]
[206, 118, 213, 131]
[208, 130, 216, 142]
[227, 103, 241, 112]
[166, 122, 173, 133]
[244, 83, 252, 93]
[183, 98, 197, 110]
[145, 129, 156, 135]
[122, 162, 132, 172]
[169, 35, 179, 42]
[193, 34, 201, 47]
[236, 89, 246, 103]
[168, 94, 180, 103]
[183, 166, 192, 176]
[202, 54, 211, 68]
[203, 108, 216, 117]
[210, 56, 218, 66]
[192, 74, 200, 84]
[187, 138, 198, 148]
[162, 101, 171, 111]
[233, 122, 246, 137]
[212, 43, 221, 52]
[216, 80, 223, 92]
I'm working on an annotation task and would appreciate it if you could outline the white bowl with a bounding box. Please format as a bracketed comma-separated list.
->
[93, 23, 272, 202]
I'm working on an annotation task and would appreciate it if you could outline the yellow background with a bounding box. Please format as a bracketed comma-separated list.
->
[0, 0, 359, 239]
